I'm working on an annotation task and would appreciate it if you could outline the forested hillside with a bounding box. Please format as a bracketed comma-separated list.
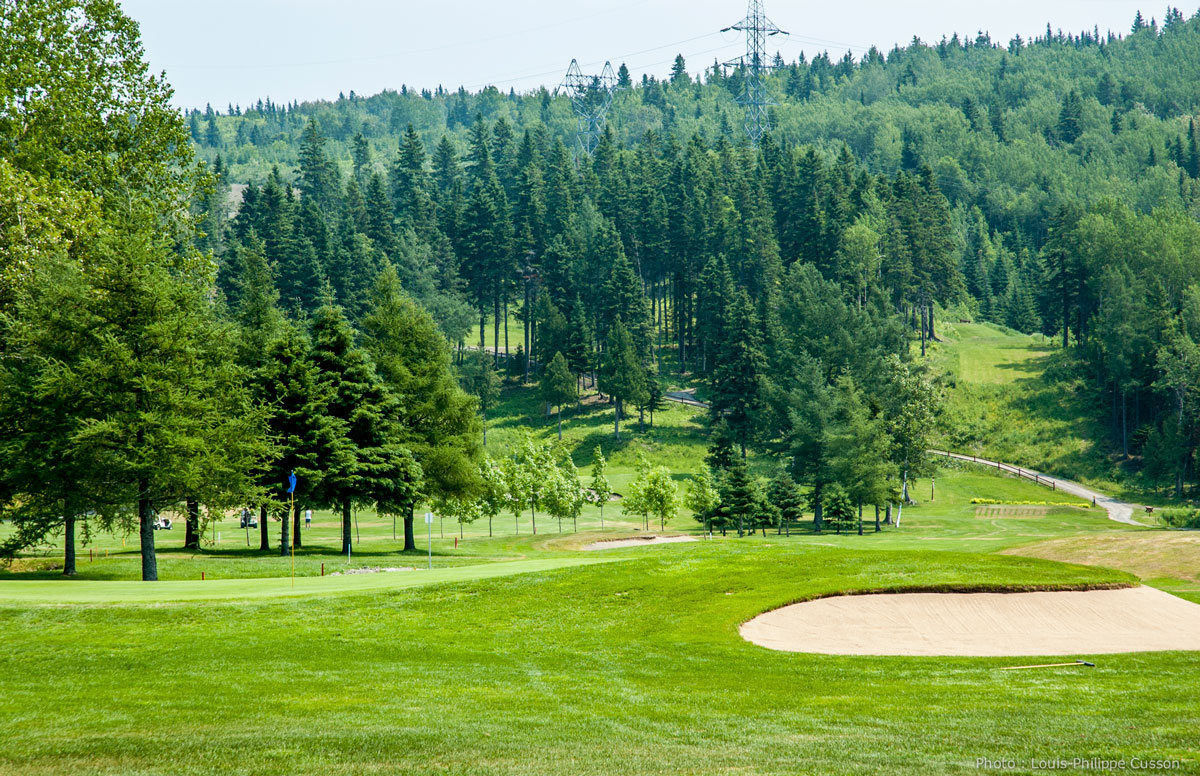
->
[191, 7, 1200, 497]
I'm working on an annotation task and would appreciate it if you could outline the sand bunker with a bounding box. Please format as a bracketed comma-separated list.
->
[583, 535, 697, 551]
[740, 586, 1200, 656]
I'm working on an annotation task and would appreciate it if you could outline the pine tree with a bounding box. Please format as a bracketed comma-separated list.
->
[718, 457, 764, 537]
[391, 124, 437, 236]
[2, 230, 267, 580]
[361, 265, 482, 550]
[1057, 90, 1084, 145]
[298, 119, 340, 212]
[711, 290, 767, 457]
[767, 467, 805, 536]
[257, 322, 352, 554]
[310, 297, 414, 554]
[821, 483, 856, 534]
[600, 317, 647, 439]
[670, 54, 690, 85]
[827, 376, 896, 530]
[541, 351, 578, 440]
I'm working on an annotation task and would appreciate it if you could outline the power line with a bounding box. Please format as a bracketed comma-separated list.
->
[723, 0, 788, 144]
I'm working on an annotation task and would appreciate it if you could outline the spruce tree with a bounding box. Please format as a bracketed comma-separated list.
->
[541, 351, 578, 440]
[711, 290, 767, 457]
[767, 467, 805, 536]
[362, 265, 482, 550]
[310, 297, 412, 554]
[600, 317, 647, 439]
[257, 322, 352, 554]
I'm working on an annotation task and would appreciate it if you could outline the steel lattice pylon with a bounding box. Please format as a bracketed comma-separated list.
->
[723, 0, 787, 144]
[559, 59, 619, 155]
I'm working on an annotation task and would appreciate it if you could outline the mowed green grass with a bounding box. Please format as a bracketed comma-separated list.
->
[8, 543, 1197, 776]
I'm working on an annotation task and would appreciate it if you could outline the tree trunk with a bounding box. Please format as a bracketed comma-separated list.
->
[885, 503, 893, 525]
[63, 513, 76, 577]
[874, 504, 881, 533]
[813, 489, 823, 534]
[482, 407, 488, 447]
[523, 282, 531, 384]
[493, 291, 501, 367]
[404, 505, 417, 551]
[259, 505, 270, 551]
[857, 502, 864, 536]
[927, 303, 937, 341]
[138, 488, 157, 582]
[280, 505, 290, 557]
[340, 501, 352, 555]
[1062, 295, 1070, 348]
[1122, 390, 1128, 457]
[530, 502, 537, 534]
[614, 398, 621, 439]
[919, 304, 927, 357]
[184, 497, 200, 550]
[557, 409, 563, 441]
[293, 502, 302, 549]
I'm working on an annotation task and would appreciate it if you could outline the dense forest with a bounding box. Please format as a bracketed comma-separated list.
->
[9, 2, 1200, 583]
[196, 7, 1200, 496]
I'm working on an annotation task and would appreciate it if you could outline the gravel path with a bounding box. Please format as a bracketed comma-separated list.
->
[932, 450, 1143, 527]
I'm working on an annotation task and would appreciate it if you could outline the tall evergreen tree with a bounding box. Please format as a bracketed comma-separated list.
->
[600, 317, 647, 439]
[711, 290, 767, 457]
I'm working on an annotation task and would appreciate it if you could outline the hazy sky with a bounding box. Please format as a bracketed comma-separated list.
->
[120, 0, 1160, 110]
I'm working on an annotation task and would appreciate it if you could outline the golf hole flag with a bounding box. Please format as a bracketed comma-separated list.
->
[287, 471, 297, 494]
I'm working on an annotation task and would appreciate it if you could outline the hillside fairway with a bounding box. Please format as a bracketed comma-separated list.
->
[931, 322, 1122, 493]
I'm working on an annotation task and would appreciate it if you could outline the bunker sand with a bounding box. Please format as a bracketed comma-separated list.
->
[741, 586, 1200, 656]
[583, 535, 696, 550]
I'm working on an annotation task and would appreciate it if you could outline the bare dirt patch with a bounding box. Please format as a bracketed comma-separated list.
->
[740, 586, 1200, 656]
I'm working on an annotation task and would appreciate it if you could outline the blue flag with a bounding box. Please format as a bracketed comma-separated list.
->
[287, 471, 297, 494]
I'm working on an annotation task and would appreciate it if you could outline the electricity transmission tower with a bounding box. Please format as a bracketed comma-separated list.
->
[559, 59, 619, 155]
[723, 0, 787, 144]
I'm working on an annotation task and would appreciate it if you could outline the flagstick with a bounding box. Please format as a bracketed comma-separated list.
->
[289, 495, 295, 587]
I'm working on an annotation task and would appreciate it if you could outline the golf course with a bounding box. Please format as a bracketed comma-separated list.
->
[2, 325, 1198, 775]
[8, 2, 1200, 771]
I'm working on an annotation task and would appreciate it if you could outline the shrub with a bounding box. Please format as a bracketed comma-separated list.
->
[1158, 508, 1200, 529]
[970, 499, 1091, 508]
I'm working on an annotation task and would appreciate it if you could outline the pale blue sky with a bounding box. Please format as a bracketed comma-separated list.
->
[119, 0, 1165, 110]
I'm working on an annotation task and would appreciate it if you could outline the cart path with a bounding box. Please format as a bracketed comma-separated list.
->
[932, 450, 1143, 527]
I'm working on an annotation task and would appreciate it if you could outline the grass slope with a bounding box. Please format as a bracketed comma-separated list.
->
[930, 322, 1137, 497]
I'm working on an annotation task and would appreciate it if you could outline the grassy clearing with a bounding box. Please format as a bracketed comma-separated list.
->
[929, 322, 1141, 498]
[7, 543, 1191, 776]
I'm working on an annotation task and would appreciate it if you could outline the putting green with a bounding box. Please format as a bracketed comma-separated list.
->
[0, 556, 619, 604]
